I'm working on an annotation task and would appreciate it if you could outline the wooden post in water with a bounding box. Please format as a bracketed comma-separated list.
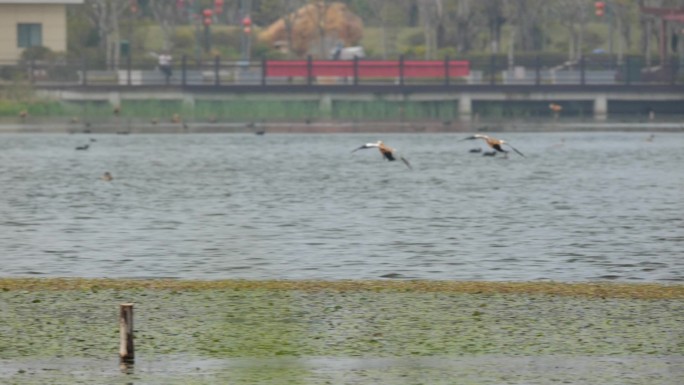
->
[119, 303, 134, 364]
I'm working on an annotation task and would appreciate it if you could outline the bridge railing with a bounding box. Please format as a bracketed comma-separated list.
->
[0, 55, 680, 87]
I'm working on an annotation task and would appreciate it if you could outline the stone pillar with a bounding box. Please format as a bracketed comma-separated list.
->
[319, 94, 333, 120]
[182, 93, 195, 110]
[458, 94, 472, 122]
[594, 95, 608, 121]
[108, 92, 121, 108]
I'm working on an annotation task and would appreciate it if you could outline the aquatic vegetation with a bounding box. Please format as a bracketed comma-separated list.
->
[1, 279, 682, 383]
[1, 279, 683, 358]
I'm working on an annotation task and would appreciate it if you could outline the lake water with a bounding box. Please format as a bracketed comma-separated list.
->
[1, 131, 682, 282]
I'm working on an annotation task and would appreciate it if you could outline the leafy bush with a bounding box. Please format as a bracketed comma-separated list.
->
[405, 30, 425, 46]
[212, 29, 241, 51]
[173, 29, 196, 50]
[20, 46, 56, 61]
[252, 41, 286, 60]
[401, 45, 426, 59]
[0, 65, 24, 81]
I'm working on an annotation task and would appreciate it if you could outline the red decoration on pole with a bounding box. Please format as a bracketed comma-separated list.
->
[243, 26, 251, 34]
[242, 16, 252, 27]
[595, 1, 605, 17]
[214, 0, 224, 14]
[203, 17, 212, 26]
[203, 9, 213, 18]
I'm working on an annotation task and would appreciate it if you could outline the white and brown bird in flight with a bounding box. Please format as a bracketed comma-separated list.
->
[461, 134, 525, 157]
[352, 141, 412, 169]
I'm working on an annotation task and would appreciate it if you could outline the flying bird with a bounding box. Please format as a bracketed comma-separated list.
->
[460, 134, 525, 157]
[549, 103, 563, 114]
[352, 141, 412, 169]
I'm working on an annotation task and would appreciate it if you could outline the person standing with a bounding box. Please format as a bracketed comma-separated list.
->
[158, 51, 172, 84]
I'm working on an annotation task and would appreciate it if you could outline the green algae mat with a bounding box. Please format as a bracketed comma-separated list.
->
[1, 279, 683, 384]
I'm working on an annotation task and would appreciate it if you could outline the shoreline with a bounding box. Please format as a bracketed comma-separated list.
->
[2, 278, 683, 299]
[0, 121, 683, 134]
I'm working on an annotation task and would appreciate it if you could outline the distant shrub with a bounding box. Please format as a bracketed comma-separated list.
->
[405, 30, 424, 46]
[0, 65, 24, 81]
[437, 47, 458, 59]
[213, 29, 241, 51]
[252, 41, 286, 60]
[21, 46, 56, 61]
[173, 29, 196, 50]
[401, 45, 426, 59]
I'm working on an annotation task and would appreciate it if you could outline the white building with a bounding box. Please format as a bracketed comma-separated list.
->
[0, 0, 84, 61]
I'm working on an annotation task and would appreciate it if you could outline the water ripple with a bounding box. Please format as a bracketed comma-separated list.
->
[0, 132, 682, 282]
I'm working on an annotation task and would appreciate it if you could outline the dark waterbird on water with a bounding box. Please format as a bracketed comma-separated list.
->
[352, 140, 412, 169]
[75, 144, 90, 151]
[460, 134, 525, 157]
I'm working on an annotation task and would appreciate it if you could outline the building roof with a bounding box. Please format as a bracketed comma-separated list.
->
[0, 0, 84, 4]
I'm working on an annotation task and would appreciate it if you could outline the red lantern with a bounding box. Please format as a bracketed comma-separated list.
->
[214, 0, 224, 13]
[243, 26, 251, 34]
[242, 16, 252, 27]
[202, 9, 213, 18]
[203, 17, 212, 26]
[130, 0, 138, 13]
[595, 1, 605, 17]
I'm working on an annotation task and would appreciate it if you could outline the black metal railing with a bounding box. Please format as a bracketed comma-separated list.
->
[0, 55, 681, 88]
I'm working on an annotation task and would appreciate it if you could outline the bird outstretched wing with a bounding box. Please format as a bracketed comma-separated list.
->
[400, 156, 413, 170]
[504, 143, 525, 157]
[351, 143, 379, 153]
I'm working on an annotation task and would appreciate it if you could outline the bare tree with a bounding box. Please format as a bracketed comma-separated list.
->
[86, 0, 130, 70]
[149, 0, 180, 52]
[417, 0, 442, 59]
[549, 0, 591, 62]
[607, 0, 633, 65]
[504, 0, 546, 52]
[366, 0, 409, 59]
[302, 0, 332, 58]
[440, 0, 481, 53]
[482, 0, 506, 53]
[281, 0, 305, 58]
